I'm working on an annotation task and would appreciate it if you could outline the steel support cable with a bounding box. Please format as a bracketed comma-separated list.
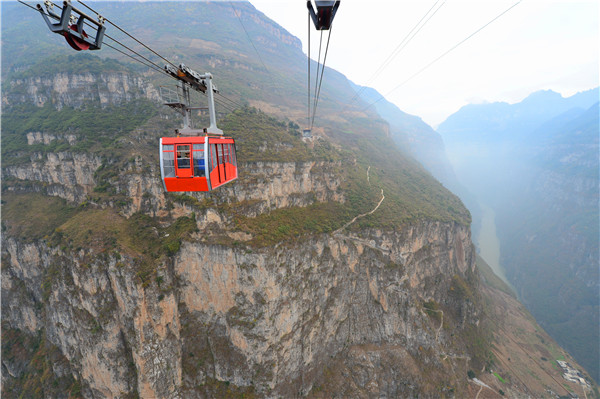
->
[372, 0, 445, 83]
[17, 0, 39, 12]
[102, 40, 168, 75]
[213, 96, 236, 112]
[215, 92, 244, 109]
[214, 100, 235, 113]
[77, 0, 177, 68]
[310, 26, 333, 130]
[102, 33, 171, 76]
[229, 2, 271, 77]
[311, 30, 324, 119]
[215, 95, 240, 110]
[362, 0, 523, 113]
[195, 90, 236, 113]
[347, 0, 445, 108]
[307, 10, 311, 129]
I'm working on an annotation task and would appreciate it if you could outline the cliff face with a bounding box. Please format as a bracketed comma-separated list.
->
[3, 71, 160, 110]
[2, 213, 478, 398]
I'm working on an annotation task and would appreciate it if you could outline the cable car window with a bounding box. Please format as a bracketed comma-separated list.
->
[219, 144, 225, 164]
[177, 145, 191, 169]
[193, 149, 205, 177]
[211, 145, 217, 169]
[163, 145, 174, 151]
[193, 144, 203, 150]
[163, 151, 175, 177]
[231, 144, 237, 167]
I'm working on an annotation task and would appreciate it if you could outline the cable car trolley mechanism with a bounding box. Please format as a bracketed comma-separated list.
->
[307, 0, 340, 30]
[159, 64, 238, 192]
[37, 0, 106, 51]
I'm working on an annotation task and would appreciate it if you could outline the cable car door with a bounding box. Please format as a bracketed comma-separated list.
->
[216, 144, 226, 183]
[175, 144, 192, 178]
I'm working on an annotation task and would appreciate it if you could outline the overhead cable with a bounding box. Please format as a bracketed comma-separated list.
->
[77, 0, 177, 68]
[362, 0, 523, 113]
[311, 27, 333, 130]
[229, 2, 271, 76]
[307, 11, 311, 129]
[347, 0, 446, 108]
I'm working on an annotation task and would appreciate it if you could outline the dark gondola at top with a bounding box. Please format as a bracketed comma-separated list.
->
[307, 0, 340, 30]
[37, 1, 106, 51]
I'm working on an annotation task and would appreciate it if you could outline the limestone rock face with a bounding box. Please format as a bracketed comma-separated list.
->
[3, 72, 160, 110]
[2, 217, 478, 397]
[3, 152, 103, 203]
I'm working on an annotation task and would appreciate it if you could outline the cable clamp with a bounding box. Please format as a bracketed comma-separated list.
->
[97, 15, 105, 25]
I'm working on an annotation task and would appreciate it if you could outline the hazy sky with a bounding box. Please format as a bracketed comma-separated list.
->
[249, 0, 599, 127]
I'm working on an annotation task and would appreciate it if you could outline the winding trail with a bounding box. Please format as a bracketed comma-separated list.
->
[469, 378, 493, 399]
[475, 385, 483, 399]
[434, 309, 444, 342]
[421, 308, 445, 343]
[334, 188, 385, 235]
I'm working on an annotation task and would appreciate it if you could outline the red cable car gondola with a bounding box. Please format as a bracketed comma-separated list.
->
[159, 67, 237, 192]
[159, 135, 237, 192]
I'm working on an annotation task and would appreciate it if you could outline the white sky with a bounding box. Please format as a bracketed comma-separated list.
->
[249, 0, 599, 127]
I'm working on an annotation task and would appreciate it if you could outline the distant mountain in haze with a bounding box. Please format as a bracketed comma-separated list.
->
[439, 89, 600, 383]
[440, 88, 599, 143]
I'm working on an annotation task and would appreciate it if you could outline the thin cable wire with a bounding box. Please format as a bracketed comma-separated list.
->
[214, 96, 239, 110]
[348, 0, 445, 108]
[362, 0, 523, 113]
[229, 2, 271, 76]
[312, 30, 324, 117]
[17, 0, 39, 12]
[215, 91, 244, 108]
[77, 0, 177, 68]
[214, 98, 235, 113]
[307, 10, 311, 129]
[215, 92, 243, 109]
[103, 41, 166, 75]
[104, 33, 169, 74]
[310, 27, 333, 130]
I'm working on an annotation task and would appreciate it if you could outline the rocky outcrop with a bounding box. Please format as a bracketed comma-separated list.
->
[3, 72, 160, 110]
[3, 151, 103, 203]
[4, 139, 342, 216]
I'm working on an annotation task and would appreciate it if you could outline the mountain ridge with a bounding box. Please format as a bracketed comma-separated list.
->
[439, 87, 599, 141]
